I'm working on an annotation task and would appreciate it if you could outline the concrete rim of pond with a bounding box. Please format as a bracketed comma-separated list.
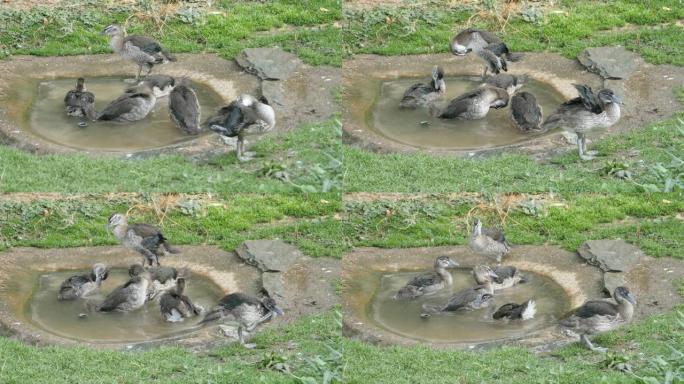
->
[0, 245, 339, 350]
[0, 53, 340, 159]
[342, 245, 684, 351]
[342, 52, 684, 159]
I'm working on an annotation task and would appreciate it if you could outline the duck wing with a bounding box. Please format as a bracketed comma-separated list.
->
[572, 300, 619, 318]
[442, 288, 480, 311]
[511, 92, 542, 126]
[405, 271, 440, 288]
[439, 89, 482, 118]
[206, 101, 245, 137]
[98, 284, 133, 312]
[150, 266, 178, 284]
[493, 303, 521, 319]
[97, 93, 148, 121]
[59, 274, 90, 292]
[169, 86, 200, 130]
[492, 266, 517, 283]
[573, 84, 603, 114]
[483, 227, 507, 244]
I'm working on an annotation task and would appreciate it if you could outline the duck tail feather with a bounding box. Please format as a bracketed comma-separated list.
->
[506, 52, 524, 62]
[163, 240, 180, 254]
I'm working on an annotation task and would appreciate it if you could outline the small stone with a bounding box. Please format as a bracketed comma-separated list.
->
[577, 46, 640, 79]
[578, 239, 644, 272]
[236, 48, 302, 80]
[235, 239, 303, 272]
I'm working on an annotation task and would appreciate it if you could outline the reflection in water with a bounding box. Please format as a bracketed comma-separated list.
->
[29, 269, 224, 342]
[369, 269, 570, 343]
[27, 77, 223, 151]
[368, 76, 566, 150]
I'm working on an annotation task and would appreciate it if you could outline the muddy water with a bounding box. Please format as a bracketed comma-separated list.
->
[369, 269, 570, 343]
[368, 76, 566, 150]
[28, 269, 224, 343]
[27, 77, 224, 152]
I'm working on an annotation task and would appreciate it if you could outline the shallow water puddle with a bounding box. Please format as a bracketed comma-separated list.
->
[368, 76, 566, 150]
[26, 77, 224, 152]
[369, 269, 570, 343]
[28, 269, 224, 343]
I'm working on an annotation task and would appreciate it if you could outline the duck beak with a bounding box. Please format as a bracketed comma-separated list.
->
[447, 260, 459, 268]
[625, 293, 637, 305]
[488, 271, 499, 279]
[272, 306, 285, 317]
[612, 94, 623, 105]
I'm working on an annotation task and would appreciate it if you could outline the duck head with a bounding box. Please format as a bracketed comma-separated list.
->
[474, 292, 494, 308]
[92, 263, 109, 284]
[434, 256, 459, 270]
[128, 264, 145, 277]
[431, 66, 446, 93]
[614, 286, 636, 306]
[107, 213, 126, 229]
[261, 296, 285, 317]
[473, 265, 498, 283]
[101, 24, 123, 37]
[488, 86, 510, 109]
[472, 218, 483, 236]
[598, 89, 622, 105]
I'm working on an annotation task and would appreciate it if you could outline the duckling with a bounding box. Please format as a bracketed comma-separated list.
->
[431, 85, 509, 120]
[483, 74, 528, 97]
[168, 78, 201, 135]
[137, 74, 176, 98]
[422, 286, 494, 315]
[96, 83, 156, 123]
[201, 290, 284, 346]
[399, 66, 446, 109]
[541, 84, 622, 161]
[471, 265, 499, 291]
[476, 43, 508, 79]
[57, 263, 109, 300]
[493, 299, 537, 320]
[450, 28, 523, 60]
[97, 264, 149, 312]
[205, 94, 276, 162]
[107, 213, 180, 267]
[510, 91, 544, 133]
[145, 265, 178, 300]
[488, 265, 525, 290]
[560, 286, 636, 353]
[101, 25, 177, 82]
[393, 256, 459, 300]
[468, 218, 511, 264]
[64, 78, 96, 119]
[159, 278, 202, 322]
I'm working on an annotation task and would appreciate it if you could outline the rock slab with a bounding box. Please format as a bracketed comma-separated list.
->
[578, 239, 643, 272]
[602, 272, 626, 296]
[236, 239, 302, 272]
[236, 48, 302, 80]
[578, 46, 639, 79]
[262, 272, 286, 300]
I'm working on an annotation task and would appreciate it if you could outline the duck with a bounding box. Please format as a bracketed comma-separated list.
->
[468, 218, 511, 264]
[145, 265, 179, 300]
[399, 66, 446, 109]
[57, 263, 109, 300]
[541, 84, 622, 161]
[96, 83, 156, 123]
[449, 28, 522, 60]
[493, 299, 537, 320]
[483, 73, 528, 97]
[430, 85, 509, 120]
[393, 256, 459, 300]
[560, 286, 636, 353]
[159, 278, 202, 322]
[476, 43, 509, 79]
[205, 94, 276, 162]
[201, 290, 284, 346]
[473, 264, 525, 291]
[64, 78, 96, 119]
[107, 213, 180, 267]
[510, 91, 544, 133]
[96, 264, 149, 312]
[168, 77, 201, 135]
[421, 266, 497, 315]
[101, 25, 177, 81]
[135, 74, 176, 98]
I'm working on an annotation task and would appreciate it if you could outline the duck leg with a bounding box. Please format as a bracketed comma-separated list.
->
[237, 324, 257, 349]
[580, 334, 607, 353]
[236, 133, 255, 162]
[577, 132, 595, 161]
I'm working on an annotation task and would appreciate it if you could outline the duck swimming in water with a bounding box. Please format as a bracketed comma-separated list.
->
[145, 265, 179, 300]
[393, 256, 459, 300]
[493, 299, 536, 320]
[202, 290, 284, 346]
[96, 83, 156, 123]
[483, 73, 528, 97]
[205, 94, 276, 162]
[468, 218, 511, 264]
[510, 91, 544, 133]
[560, 286, 636, 353]
[541, 84, 622, 161]
[472, 264, 524, 291]
[399, 66, 446, 109]
[159, 278, 202, 322]
[421, 266, 497, 315]
[64, 78, 96, 119]
[58, 263, 109, 300]
[96, 264, 149, 312]
[107, 213, 180, 267]
[430, 85, 509, 120]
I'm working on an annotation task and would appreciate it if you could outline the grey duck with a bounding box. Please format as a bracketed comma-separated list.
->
[169, 78, 201, 135]
[393, 256, 459, 300]
[101, 25, 177, 81]
[431, 85, 509, 120]
[107, 213, 180, 267]
[399, 66, 446, 109]
[510, 91, 544, 133]
[64, 78, 96, 119]
[57, 263, 109, 300]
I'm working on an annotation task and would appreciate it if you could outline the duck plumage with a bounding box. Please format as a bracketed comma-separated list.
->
[394, 256, 459, 300]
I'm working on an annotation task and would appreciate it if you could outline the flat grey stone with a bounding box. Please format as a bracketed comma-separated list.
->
[261, 80, 286, 107]
[578, 239, 643, 272]
[236, 240, 302, 272]
[262, 272, 286, 300]
[602, 272, 626, 296]
[578, 46, 639, 79]
[236, 48, 302, 80]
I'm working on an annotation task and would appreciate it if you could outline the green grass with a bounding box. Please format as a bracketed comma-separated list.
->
[0, 0, 342, 66]
[0, 118, 342, 193]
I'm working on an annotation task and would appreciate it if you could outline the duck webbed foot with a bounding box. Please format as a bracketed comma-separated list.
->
[236, 138, 255, 162]
[580, 334, 607, 353]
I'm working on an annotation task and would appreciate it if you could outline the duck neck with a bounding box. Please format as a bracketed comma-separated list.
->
[480, 281, 494, 294]
[618, 300, 634, 322]
[604, 102, 621, 124]
[111, 222, 128, 241]
[435, 267, 453, 286]
[108, 34, 124, 53]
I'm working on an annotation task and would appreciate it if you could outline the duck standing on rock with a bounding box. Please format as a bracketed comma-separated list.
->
[64, 78, 96, 119]
[58, 263, 109, 300]
[493, 299, 536, 320]
[205, 94, 276, 162]
[169, 78, 201, 135]
[107, 213, 180, 267]
[201, 290, 284, 347]
[560, 286, 636, 353]
[393, 256, 459, 300]
[431, 85, 509, 120]
[96, 83, 156, 123]
[96, 264, 149, 312]
[101, 24, 177, 82]
[159, 278, 203, 322]
[510, 91, 544, 133]
[468, 218, 511, 264]
[399, 66, 446, 109]
[541, 84, 622, 161]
